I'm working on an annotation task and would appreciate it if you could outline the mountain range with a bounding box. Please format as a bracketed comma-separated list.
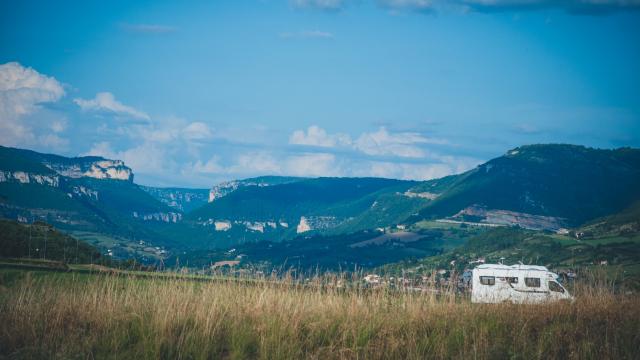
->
[1, 144, 639, 270]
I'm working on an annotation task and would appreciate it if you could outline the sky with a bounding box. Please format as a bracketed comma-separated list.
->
[1, 0, 639, 187]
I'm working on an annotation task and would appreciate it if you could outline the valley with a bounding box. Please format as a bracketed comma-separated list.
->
[1, 144, 639, 285]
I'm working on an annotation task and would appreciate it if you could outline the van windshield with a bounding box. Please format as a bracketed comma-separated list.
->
[549, 281, 565, 293]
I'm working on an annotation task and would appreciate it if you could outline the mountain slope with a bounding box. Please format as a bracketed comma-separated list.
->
[0, 146, 188, 252]
[187, 177, 419, 238]
[410, 145, 640, 227]
[0, 219, 103, 264]
[3, 144, 639, 269]
[140, 186, 209, 213]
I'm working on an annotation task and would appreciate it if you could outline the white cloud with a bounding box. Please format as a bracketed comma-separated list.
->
[354, 127, 448, 158]
[190, 152, 282, 176]
[365, 161, 454, 180]
[293, 0, 640, 14]
[84, 141, 169, 174]
[0, 62, 66, 147]
[186, 151, 340, 179]
[84, 141, 116, 159]
[290, 125, 450, 158]
[182, 121, 213, 140]
[285, 153, 339, 177]
[289, 125, 351, 147]
[50, 120, 66, 133]
[280, 30, 334, 39]
[0, 62, 481, 187]
[378, 0, 435, 13]
[232, 152, 282, 174]
[191, 157, 225, 174]
[121, 23, 177, 34]
[461, 0, 640, 13]
[38, 134, 69, 150]
[291, 0, 348, 11]
[74, 92, 150, 120]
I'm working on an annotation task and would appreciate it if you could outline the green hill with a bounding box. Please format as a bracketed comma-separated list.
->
[0, 146, 200, 257]
[187, 177, 419, 238]
[0, 219, 102, 263]
[409, 145, 640, 226]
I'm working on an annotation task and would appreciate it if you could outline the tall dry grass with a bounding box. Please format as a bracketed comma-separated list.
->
[0, 270, 638, 359]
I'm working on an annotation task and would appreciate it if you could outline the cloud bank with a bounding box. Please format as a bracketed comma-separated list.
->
[74, 92, 150, 120]
[0, 62, 482, 186]
[293, 0, 640, 14]
[120, 23, 178, 34]
[0, 62, 67, 148]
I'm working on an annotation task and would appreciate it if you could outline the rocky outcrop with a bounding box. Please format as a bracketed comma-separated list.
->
[72, 185, 99, 201]
[209, 181, 241, 202]
[208, 177, 302, 202]
[132, 211, 182, 223]
[403, 191, 438, 200]
[296, 216, 341, 234]
[215, 221, 232, 231]
[45, 159, 133, 181]
[200, 218, 288, 233]
[140, 186, 209, 212]
[451, 205, 567, 231]
[208, 180, 273, 202]
[0, 171, 60, 187]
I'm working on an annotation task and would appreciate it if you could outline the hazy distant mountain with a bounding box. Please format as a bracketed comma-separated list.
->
[187, 177, 420, 240]
[140, 186, 209, 213]
[208, 176, 304, 202]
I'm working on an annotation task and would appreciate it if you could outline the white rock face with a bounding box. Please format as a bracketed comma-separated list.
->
[297, 217, 311, 233]
[214, 221, 232, 231]
[208, 181, 241, 202]
[451, 205, 566, 231]
[0, 171, 60, 187]
[208, 178, 279, 202]
[72, 185, 99, 201]
[241, 221, 265, 233]
[132, 211, 182, 223]
[279, 221, 289, 228]
[84, 161, 132, 180]
[296, 216, 341, 233]
[403, 191, 438, 200]
[46, 159, 133, 181]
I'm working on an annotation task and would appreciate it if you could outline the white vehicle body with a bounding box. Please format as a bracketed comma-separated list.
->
[471, 264, 573, 304]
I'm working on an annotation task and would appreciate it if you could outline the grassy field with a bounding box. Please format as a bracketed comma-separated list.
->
[1, 269, 639, 359]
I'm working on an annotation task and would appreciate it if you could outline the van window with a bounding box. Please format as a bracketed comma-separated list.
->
[507, 277, 518, 284]
[525, 277, 540, 288]
[549, 281, 564, 293]
[480, 276, 495, 285]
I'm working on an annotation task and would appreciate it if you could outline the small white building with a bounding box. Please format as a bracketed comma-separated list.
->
[471, 264, 573, 304]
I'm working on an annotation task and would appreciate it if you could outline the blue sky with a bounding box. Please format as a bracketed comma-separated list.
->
[1, 0, 639, 187]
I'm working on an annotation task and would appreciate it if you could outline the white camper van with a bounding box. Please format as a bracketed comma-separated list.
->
[471, 264, 573, 304]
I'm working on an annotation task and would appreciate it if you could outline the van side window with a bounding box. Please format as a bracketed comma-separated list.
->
[525, 277, 540, 287]
[480, 276, 495, 285]
[549, 281, 564, 293]
[507, 277, 518, 284]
